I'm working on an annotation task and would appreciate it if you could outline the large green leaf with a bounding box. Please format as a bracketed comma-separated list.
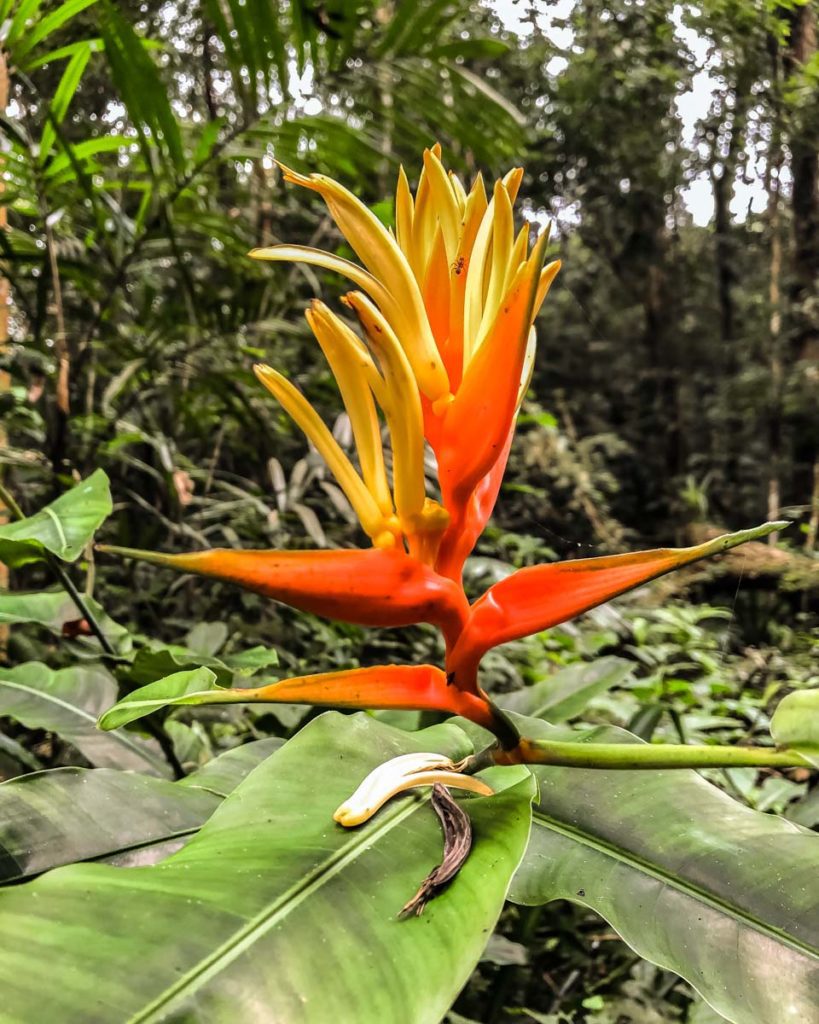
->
[0, 470, 111, 567]
[97, 666, 221, 729]
[178, 737, 283, 796]
[0, 769, 218, 883]
[0, 714, 535, 1022]
[0, 589, 129, 649]
[508, 715, 819, 1024]
[771, 689, 819, 768]
[0, 662, 168, 776]
[497, 657, 633, 722]
[0, 739, 281, 883]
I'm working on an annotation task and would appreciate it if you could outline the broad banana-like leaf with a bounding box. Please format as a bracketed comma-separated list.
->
[0, 769, 218, 884]
[179, 737, 283, 796]
[508, 715, 819, 1024]
[497, 657, 633, 722]
[0, 590, 128, 650]
[0, 714, 535, 1023]
[771, 689, 819, 768]
[0, 662, 168, 776]
[0, 470, 111, 567]
[0, 740, 281, 883]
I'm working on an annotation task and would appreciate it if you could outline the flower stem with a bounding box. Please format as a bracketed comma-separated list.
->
[494, 737, 811, 770]
[0, 480, 185, 778]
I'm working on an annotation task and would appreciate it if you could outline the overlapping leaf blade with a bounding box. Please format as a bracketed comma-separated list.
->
[0, 714, 535, 1023]
[508, 715, 819, 1024]
[0, 470, 111, 567]
[0, 662, 168, 776]
[0, 739, 281, 882]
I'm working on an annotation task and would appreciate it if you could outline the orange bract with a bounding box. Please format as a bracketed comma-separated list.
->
[107, 149, 786, 744]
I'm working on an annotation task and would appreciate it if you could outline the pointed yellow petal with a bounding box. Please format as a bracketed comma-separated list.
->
[507, 223, 531, 287]
[475, 180, 515, 350]
[305, 302, 393, 517]
[503, 166, 524, 204]
[534, 258, 561, 316]
[410, 162, 438, 282]
[422, 148, 462, 263]
[423, 227, 451, 349]
[343, 292, 427, 524]
[449, 171, 468, 213]
[253, 364, 391, 543]
[250, 244, 387, 301]
[395, 165, 414, 257]
[462, 191, 496, 364]
[448, 175, 489, 387]
[276, 164, 449, 402]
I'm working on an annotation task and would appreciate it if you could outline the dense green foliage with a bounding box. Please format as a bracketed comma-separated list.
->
[1, 1, 818, 1022]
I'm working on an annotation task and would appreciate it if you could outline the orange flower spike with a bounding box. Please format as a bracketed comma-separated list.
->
[98, 545, 470, 648]
[448, 524, 789, 682]
[438, 234, 557, 511]
[237, 664, 498, 731]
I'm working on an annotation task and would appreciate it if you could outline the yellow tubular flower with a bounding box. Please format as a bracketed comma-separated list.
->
[395, 166, 415, 257]
[476, 180, 515, 350]
[448, 171, 468, 212]
[305, 301, 393, 518]
[342, 291, 427, 527]
[274, 163, 451, 405]
[253, 364, 398, 548]
[534, 253, 561, 316]
[422, 148, 462, 263]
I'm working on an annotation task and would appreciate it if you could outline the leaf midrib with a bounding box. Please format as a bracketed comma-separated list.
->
[532, 807, 819, 961]
[131, 792, 430, 1022]
[0, 678, 166, 774]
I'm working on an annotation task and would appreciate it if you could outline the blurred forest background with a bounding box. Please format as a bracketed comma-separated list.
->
[1, 0, 818, 1021]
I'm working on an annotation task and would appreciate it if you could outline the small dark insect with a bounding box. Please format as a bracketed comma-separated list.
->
[451, 256, 465, 275]
[399, 783, 473, 918]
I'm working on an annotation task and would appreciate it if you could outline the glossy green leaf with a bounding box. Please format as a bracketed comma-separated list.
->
[122, 641, 278, 689]
[0, 662, 168, 776]
[771, 689, 819, 768]
[98, 666, 221, 729]
[0, 769, 218, 883]
[497, 657, 633, 722]
[0, 714, 535, 1022]
[0, 589, 128, 646]
[0, 739, 279, 883]
[0, 470, 111, 567]
[509, 715, 819, 1024]
[179, 737, 283, 796]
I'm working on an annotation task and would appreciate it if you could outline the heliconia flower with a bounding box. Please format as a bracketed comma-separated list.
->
[333, 751, 493, 827]
[99, 147, 789, 757]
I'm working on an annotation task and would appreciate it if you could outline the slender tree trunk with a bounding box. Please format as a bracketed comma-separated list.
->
[767, 164, 783, 541]
[766, 38, 784, 543]
[785, 3, 819, 550]
[712, 166, 735, 348]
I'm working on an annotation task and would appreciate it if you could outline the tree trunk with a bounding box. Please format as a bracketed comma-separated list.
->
[785, 3, 819, 550]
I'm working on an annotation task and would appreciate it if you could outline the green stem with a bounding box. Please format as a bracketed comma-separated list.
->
[499, 737, 810, 770]
[0, 481, 185, 777]
[0, 481, 115, 657]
